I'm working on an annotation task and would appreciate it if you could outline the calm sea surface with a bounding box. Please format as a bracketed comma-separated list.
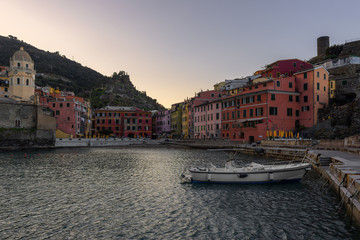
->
[0, 147, 359, 239]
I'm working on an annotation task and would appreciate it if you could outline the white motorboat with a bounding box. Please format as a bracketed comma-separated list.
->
[182, 160, 311, 184]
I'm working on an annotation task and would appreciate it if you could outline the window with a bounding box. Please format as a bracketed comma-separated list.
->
[60, 103, 63, 107]
[331, 82, 333, 88]
[304, 72, 307, 79]
[17, 78, 20, 84]
[269, 107, 278, 115]
[317, 82, 320, 90]
[216, 113, 219, 120]
[26, 64, 29, 69]
[289, 95, 293, 102]
[287, 108, 293, 116]
[289, 82, 293, 88]
[296, 96, 300, 102]
[109, 113, 112, 117]
[317, 72, 320, 78]
[324, 86, 326, 92]
[277, 72, 280, 78]
[263, 83, 267, 87]
[26, 79, 29, 85]
[302, 106, 310, 112]
[68, 117, 70, 121]
[67, 103, 70, 107]
[293, 62, 297, 67]
[276, 81, 280, 87]
[243, 110, 246, 118]
[324, 74, 326, 80]
[15, 119, 21, 127]
[17, 63, 20, 67]
[108, 119, 112, 124]
[96, 119, 100, 124]
[53, 103, 55, 107]
[56, 110, 60, 115]
[216, 103, 219, 109]
[342, 80, 347, 86]
[317, 95, 319, 102]
[102, 119, 105, 124]
[250, 109, 253, 117]
[296, 110, 300, 117]
[257, 95, 261, 101]
[256, 108, 263, 116]
[271, 94, 275, 100]
[4, 87, 7, 92]
[304, 96, 308, 102]
[304, 83, 308, 91]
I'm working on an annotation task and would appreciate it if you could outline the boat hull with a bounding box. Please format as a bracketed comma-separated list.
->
[189, 164, 310, 184]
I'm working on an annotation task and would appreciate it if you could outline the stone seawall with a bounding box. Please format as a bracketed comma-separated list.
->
[0, 129, 55, 149]
[55, 138, 146, 147]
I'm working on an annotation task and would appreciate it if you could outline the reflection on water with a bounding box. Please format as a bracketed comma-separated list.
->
[0, 147, 359, 239]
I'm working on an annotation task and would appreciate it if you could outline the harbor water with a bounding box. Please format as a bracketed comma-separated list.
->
[0, 147, 360, 239]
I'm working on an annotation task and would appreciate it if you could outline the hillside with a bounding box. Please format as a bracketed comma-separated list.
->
[0, 35, 165, 110]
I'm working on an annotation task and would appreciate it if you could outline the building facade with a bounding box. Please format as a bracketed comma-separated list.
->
[257, 59, 313, 78]
[193, 100, 222, 139]
[93, 106, 152, 138]
[154, 109, 171, 137]
[220, 66, 329, 142]
[37, 88, 91, 138]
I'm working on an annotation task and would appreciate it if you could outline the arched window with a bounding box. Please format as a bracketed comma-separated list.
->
[17, 62, 20, 67]
[26, 79, 29, 85]
[17, 78, 20, 84]
[15, 119, 21, 127]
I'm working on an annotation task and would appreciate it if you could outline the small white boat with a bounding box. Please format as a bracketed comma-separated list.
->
[182, 160, 311, 184]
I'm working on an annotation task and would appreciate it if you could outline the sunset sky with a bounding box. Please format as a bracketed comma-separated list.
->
[2, 0, 360, 108]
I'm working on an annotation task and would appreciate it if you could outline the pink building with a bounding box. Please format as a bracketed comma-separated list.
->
[193, 100, 222, 139]
[256, 59, 313, 78]
[37, 89, 91, 137]
[154, 110, 171, 137]
[190, 90, 223, 139]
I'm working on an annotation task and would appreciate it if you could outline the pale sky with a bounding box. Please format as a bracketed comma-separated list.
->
[2, 0, 360, 108]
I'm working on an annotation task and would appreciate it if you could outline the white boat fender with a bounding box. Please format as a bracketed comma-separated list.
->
[269, 172, 274, 181]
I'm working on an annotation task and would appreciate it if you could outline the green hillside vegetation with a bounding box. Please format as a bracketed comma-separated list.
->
[0, 35, 165, 110]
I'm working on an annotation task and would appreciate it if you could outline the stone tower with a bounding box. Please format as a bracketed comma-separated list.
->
[317, 36, 330, 57]
[8, 47, 36, 102]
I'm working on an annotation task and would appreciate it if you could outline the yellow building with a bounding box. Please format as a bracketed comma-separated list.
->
[181, 102, 189, 139]
[214, 81, 226, 90]
[171, 102, 183, 138]
[8, 47, 36, 102]
[329, 78, 336, 101]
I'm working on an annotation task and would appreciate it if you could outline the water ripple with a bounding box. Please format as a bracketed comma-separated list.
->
[0, 148, 359, 239]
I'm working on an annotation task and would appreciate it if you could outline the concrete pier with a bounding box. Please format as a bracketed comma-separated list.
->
[306, 149, 360, 225]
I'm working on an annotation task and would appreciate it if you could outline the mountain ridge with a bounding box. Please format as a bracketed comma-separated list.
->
[0, 35, 165, 110]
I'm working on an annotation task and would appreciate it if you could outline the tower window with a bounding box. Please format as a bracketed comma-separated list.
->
[17, 78, 20, 84]
[17, 63, 20, 67]
[26, 79, 29, 86]
[26, 64, 29, 69]
[15, 119, 21, 127]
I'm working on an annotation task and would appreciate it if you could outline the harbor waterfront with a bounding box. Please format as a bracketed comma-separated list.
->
[1, 147, 360, 239]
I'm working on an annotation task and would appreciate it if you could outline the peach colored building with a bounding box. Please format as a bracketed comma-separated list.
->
[221, 66, 329, 143]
